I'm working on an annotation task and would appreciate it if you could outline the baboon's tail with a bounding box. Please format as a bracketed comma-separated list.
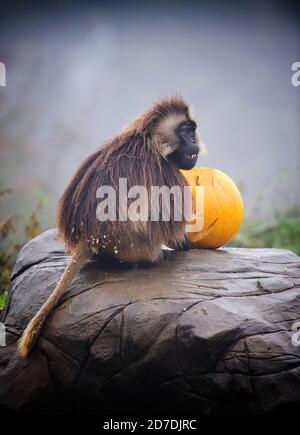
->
[18, 247, 89, 358]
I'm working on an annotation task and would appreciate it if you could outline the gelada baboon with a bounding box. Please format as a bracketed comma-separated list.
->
[18, 96, 201, 357]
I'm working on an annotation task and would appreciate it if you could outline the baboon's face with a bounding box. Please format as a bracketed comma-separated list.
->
[154, 114, 200, 170]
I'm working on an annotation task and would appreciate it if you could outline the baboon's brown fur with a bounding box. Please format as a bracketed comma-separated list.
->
[19, 96, 195, 358]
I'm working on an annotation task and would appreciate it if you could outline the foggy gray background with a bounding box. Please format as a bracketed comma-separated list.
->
[0, 1, 299, 228]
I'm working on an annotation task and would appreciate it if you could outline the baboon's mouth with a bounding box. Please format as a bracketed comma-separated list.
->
[185, 153, 198, 160]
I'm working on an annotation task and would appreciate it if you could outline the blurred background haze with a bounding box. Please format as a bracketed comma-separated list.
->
[0, 0, 299, 227]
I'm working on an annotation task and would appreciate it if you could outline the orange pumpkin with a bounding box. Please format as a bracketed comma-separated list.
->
[181, 167, 243, 248]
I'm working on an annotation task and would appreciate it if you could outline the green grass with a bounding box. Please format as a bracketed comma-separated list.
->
[0, 190, 42, 312]
[231, 207, 300, 255]
[0, 291, 8, 311]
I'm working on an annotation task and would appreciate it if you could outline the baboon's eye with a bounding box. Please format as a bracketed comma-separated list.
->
[178, 121, 197, 132]
[177, 121, 197, 145]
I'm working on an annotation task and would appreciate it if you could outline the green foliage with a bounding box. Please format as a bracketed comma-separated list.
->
[0, 291, 8, 311]
[0, 189, 42, 312]
[231, 207, 300, 255]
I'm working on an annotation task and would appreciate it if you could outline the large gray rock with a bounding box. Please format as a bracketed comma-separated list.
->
[0, 229, 300, 415]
